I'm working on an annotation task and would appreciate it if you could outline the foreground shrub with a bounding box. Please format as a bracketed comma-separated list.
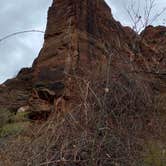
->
[143, 141, 166, 166]
[0, 108, 13, 127]
[0, 122, 30, 138]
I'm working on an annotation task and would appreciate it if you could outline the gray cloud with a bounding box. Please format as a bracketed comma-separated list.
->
[0, 0, 52, 83]
[0, 0, 165, 83]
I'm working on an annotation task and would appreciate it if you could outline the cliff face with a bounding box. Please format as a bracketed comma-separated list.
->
[0, 0, 165, 117]
[32, 0, 130, 77]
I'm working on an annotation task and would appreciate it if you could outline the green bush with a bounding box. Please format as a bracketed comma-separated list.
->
[0, 122, 30, 137]
[143, 141, 166, 166]
[0, 108, 30, 138]
[11, 111, 29, 122]
[0, 108, 13, 127]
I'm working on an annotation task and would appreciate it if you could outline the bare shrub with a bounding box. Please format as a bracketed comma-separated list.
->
[126, 0, 166, 33]
[1, 58, 164, 166]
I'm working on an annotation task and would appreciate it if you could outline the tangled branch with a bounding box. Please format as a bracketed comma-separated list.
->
[0, 30, 44, 42]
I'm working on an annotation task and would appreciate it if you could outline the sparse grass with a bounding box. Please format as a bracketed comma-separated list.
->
[0, 122, 30, 138]
[0, 108, 30, 138]
[0, 108, 13, 127]
[12, 111, 29, 122]
[143, 141, 166, 166]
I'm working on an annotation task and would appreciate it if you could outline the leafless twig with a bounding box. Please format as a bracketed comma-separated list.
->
[0, 30, 44, 42]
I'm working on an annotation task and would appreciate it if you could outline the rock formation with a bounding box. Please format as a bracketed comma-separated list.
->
[0, 0, 165, 119]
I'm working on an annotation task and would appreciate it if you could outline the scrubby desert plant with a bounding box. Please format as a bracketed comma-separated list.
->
[0, 122, 30, 138]
[0, 108, 13, 127]
[0, 108, 30, 138]
[126, 0, 166, 33]
[143, 141, 166, 166]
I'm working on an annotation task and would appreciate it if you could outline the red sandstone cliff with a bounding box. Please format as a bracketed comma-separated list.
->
[0, 0, 165, 117]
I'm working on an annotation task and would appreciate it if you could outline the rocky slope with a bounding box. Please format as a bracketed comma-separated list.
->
[0, 0, 165, 118]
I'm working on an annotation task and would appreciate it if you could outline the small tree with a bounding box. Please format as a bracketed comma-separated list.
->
[126, 0, 166, 33]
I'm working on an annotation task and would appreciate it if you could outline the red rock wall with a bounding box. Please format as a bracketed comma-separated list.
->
[0, 0, 165, 114]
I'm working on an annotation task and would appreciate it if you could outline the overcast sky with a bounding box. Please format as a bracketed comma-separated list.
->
[0, 0, 165, 83]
